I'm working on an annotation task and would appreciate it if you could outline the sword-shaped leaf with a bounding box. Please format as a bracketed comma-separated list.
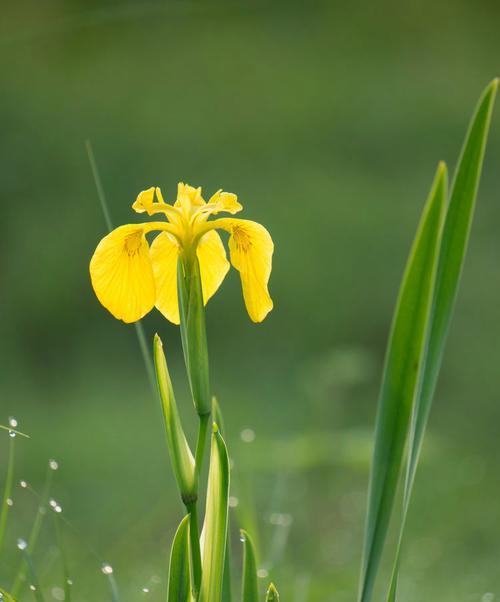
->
[358, 162, 448, 602]
[199, 425, 230, 602]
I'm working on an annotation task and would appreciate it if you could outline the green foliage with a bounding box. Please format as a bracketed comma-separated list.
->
[265, 583, 280, 601]
[199, 426, 230, 602]
[240, 529, 259, 602]
[358, 79, 498, 602]
[168, 515, 192, 602]
[153, 334, 196, 503]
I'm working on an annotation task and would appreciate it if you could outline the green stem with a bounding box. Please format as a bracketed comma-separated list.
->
[187, 501, 203, 597]
[195, 413, 211, 479]
[0, 435, 15, 556]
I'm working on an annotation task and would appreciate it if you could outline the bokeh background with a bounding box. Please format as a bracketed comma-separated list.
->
[2, 1, 500, 601]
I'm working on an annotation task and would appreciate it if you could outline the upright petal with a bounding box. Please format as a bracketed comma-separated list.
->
[217, 219, 274, 322]
[150, 232, 181, 324]
[89, 225, 156, 323]
[196, 230, 230, 304]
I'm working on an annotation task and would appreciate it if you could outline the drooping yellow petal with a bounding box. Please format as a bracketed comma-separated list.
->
[196, 230, 230, 304]
[150, 231, 181, 324]
[89, 225, 156, 323]
[215, 218, 274, 322]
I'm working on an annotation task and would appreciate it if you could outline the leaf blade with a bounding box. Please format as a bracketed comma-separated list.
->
[358, 162, 448, 602]
[386, 78, 498, 602]
[199, 426, 230, 602]
[240, 529, 259, 602]
[168, 515, 191, 602]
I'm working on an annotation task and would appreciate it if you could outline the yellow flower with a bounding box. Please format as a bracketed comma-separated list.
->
[90, 183, 274, 324]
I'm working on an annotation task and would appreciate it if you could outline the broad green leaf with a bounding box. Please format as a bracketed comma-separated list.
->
[386, 79, 498, 602]
[154, 334, 196, 503]
[199, 425, 230, 602]
[240, 529, 259, 602]
[265, 584, 280, 601]
[358, 162, 448, 602]
[168, 515, 192, 602]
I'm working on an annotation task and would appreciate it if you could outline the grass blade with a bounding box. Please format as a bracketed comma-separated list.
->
[199, 425, 230, 602]
[85, 139, 156, 393]
[0, 434, 16, 556]
[386, 79, 498, 601]
[12, 466, 54, 596]
[167, 514, 191, 602]
[240, 529, 259, 602]
[358, 163, 448, 602]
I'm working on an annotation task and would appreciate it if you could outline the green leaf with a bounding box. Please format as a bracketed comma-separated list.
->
[154, 334, 196, 503]
[358, 162, 448, 602]
[178, 255, 211, 416]
[240, 529, 259, 602]
[168, 515, 192, 602]
[212, 397, 232, 602]
[199, 425, 230, 602]
[265, 584, 280, 601]
[386, 79, 498, 602]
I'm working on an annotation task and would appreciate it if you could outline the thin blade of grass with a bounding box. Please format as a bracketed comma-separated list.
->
[85, 139, 156, 393]
[12, 466, 54, 597]
[199, 425, 230, 602]
[167, 514, 191, 602]
[0, 435, 16, 556]
[53, 514, 72, 602]
[0, 425, 29, 438]
[386, 78, 498, 602]
[240, 529, 259, 602]
[358, 163, 448, 602]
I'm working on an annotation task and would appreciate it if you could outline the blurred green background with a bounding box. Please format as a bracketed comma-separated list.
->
[2, 1, 500, 600]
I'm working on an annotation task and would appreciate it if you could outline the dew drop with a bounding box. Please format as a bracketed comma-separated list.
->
[49, 459, 59, 471]
[240, 428, 255, 443]
[6, 498, 13, 507]
[142, 587, 150, 593]
[257, 568, 269, 579]
[20, 480, 28, 488]
[9, 417, 18, 428]
[9, 430, 16, 438]
[29, 585, 36, 591]
[51, 586, 65, 600]
[239, 534, 246, 543]
[17, 538, 27, 550]
[228, 496, 239, 508]
[66, 579, 73, 586]
[49, 499, 58, 508]
[101, 563, 113, 575]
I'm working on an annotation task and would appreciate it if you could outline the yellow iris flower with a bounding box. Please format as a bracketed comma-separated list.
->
[89, 183, 274, 324]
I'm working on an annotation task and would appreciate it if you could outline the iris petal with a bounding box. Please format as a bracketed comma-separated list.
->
[196, 230, 230, 304]
[150, 232, 181, 324]
[216, 218, 274, 322]
[89, 225, 156, 323]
